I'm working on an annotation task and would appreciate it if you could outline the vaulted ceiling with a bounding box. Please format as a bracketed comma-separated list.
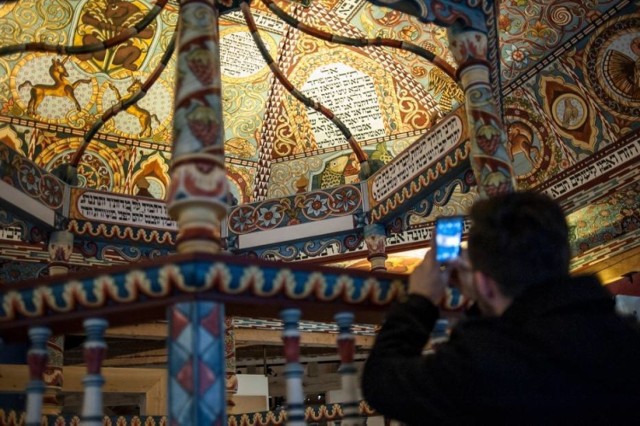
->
[1, 0, 638, 279]
[1, 0, 639, 399]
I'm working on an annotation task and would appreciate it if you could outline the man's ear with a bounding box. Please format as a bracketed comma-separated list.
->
[473, 270, 497, 300]
[473, 271, 512, 316]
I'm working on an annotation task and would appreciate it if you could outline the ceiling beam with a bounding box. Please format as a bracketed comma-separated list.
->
[103, 323, 376, 348]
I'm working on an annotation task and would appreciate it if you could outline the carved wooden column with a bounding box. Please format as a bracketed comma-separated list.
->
[335, 312, 363, 426]
[447, 24, 516, 197]
[166, 0, 237, 422]
[281, 309, 305, 426]
[168, 302, 226, 425]
[43, 230, 74, 415]
[25, 327, 51, 426]
[81, 318, 108, 426]
[364, 224, 387, 272]
[167, 0, 228, 254]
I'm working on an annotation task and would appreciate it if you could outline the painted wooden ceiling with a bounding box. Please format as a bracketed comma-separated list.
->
[0, 0, 639, 279]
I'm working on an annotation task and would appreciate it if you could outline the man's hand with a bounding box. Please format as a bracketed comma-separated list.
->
[408, 244, 448, 305]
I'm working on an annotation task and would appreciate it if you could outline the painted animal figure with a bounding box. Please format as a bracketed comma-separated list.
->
[19, 57, 91, 116]
[508, 123, 539, 166]
[79, 0, 155, 71]
[108, 79, 160, 138]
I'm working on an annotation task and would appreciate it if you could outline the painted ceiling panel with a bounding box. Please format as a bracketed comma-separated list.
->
[0, 0, 462, 203]
[498, 0, 624, 84]
[0, 0, 638, 278]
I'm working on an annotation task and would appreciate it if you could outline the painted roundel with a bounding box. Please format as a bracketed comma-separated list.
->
[503, 101, 555, 187]
[583, 14, 640, 119]
[551, 93, 587, 130]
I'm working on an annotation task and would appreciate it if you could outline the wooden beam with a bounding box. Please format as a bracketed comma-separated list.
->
[104, 323, 375, 348]
[0, 364, 166, 415]
[574, 246, 640, 284]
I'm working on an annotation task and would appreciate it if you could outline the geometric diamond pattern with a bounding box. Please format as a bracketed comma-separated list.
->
[169, 302, 226, 425]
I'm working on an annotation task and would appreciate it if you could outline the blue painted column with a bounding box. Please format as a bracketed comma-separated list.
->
[168, 302, 226, 425]
[335, 312, 363, 425]
[25, 326, 51, 426]
[281, 309, 305, 426]
[81, 318, 108, 426]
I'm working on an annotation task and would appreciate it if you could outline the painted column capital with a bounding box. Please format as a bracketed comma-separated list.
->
[364, 223, 387, 272]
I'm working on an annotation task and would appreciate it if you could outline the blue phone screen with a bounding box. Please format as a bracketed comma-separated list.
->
[435, 217, 463, 262]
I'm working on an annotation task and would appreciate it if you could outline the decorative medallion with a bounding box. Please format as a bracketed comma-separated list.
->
[541, 75, 598, 152]
[583, 13, 640, 120]
[36, 137, 125, 192]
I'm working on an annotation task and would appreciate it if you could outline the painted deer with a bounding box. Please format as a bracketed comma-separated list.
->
[108, 79, 160, 138]
[19, 57, 91, 116]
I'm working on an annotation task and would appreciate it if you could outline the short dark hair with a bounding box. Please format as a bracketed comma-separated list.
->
[467, 191, 571, 298]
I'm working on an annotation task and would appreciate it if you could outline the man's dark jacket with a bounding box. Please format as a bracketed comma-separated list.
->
[362, 275, 640, 425]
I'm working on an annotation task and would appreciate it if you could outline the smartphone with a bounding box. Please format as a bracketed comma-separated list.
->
[434, 216, 464, 263]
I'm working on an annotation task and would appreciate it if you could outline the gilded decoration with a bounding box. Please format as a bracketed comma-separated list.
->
[11, 54, 97, 125]
[36, 137, 126, 192]
[98, 75, 173, 140]
[503, 93, 564, 188]
[568, 181, 640, 253]
[72, 0, 158, 76]
[354, 3, 461, 112]
[226, 163, 256, 204]
[130, 151, 171, 199]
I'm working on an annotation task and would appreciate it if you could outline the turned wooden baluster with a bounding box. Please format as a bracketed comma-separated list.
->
[281, 309, 305, 426]
[81, 318, 108, 426]
[25, 326, 51, 426]
[44, 230, 74, 415]
[335, 312, 363, 426]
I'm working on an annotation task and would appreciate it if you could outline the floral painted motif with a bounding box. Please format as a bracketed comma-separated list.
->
[227, 186, 362, 235]
[499, 0, 621, 83]
[18, 162, 41, 196]
[230, 206, 254, 232]
[304, 194, 329, 218]
[331, 187, 359, 213]
[256, 205, 283, 228]
[40, 175, 64, 208]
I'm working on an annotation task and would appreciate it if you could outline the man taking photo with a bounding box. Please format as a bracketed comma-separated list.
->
[362, 191, 640, 424]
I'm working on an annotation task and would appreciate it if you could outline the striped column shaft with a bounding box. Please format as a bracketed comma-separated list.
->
[25, 327, 51, 426]
[446, 25, 516, 198]
[281, 309, 305, 426]
[335, 312, 363, 426]
[168, 302, 226, 425]
[81, 318, 108, 426]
